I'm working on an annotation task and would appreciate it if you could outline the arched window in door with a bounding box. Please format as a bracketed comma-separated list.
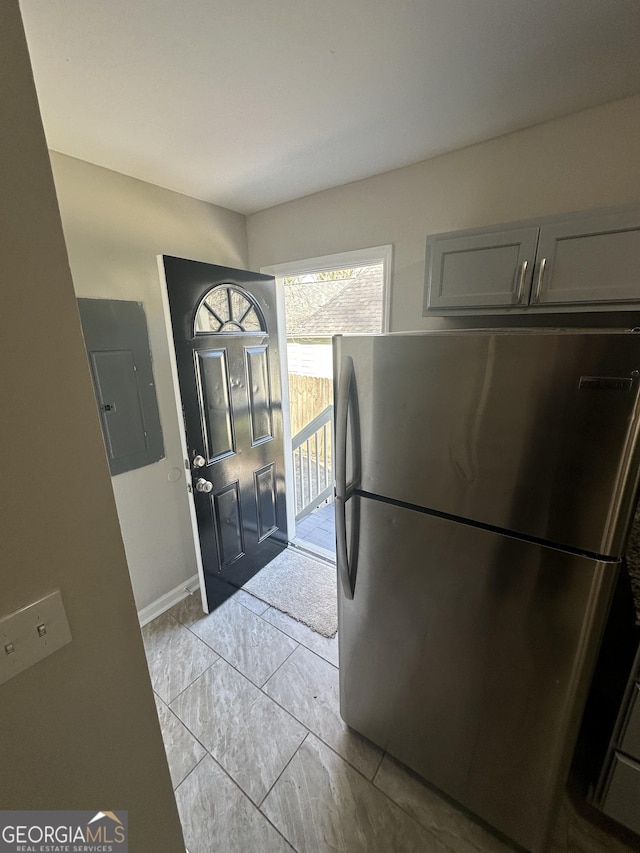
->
[194, 284, 266, 335]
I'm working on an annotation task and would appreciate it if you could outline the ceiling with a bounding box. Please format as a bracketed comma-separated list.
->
[19, 0, 640, 215]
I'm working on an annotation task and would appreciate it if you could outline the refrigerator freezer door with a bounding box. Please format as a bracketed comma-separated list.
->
[333, 331, 640, 557]
[338, 495, 617, 853]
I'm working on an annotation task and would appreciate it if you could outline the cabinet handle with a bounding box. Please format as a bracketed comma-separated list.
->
[515, 260, 528, 303]
[533, 257, 547, 303]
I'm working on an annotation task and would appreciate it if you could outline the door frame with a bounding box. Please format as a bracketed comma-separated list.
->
[261, 244, 392, 538]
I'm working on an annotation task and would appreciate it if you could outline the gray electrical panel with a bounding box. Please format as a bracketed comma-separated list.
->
[78, 299, 164, 476]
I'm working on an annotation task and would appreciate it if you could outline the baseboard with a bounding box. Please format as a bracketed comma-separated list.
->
[138, 574, 200, 627]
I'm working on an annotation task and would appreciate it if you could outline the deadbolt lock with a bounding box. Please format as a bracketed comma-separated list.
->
[193, 455, 206, 468]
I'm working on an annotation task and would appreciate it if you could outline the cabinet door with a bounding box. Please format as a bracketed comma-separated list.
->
[601, 753, 640, 835]
[533, 209, 640, 306]
[425, 226, 538, 310]
[620, 683, 640, 761]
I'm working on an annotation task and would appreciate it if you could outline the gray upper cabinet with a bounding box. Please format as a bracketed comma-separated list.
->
[425, 226, 538, 310]
[533, 209, 640, 306]
[424, 205, 640, 313]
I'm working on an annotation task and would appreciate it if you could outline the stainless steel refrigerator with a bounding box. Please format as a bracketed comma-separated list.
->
[333, 329, 640, 853]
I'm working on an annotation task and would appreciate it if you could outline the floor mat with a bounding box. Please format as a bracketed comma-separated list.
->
[244, 548, 338, 637]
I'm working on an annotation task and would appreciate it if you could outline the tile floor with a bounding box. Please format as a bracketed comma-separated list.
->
[143, 588, 638, 853]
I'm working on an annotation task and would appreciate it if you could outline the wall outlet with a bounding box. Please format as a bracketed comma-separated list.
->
[0, 590, 72, 686]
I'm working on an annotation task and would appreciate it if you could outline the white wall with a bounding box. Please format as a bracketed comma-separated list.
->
[0, 3, 184, 844]
[50, 152, 248, 612]
[247, 95, 640, 330]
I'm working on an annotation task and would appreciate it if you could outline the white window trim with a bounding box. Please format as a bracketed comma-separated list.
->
[262, 245, 392, 540]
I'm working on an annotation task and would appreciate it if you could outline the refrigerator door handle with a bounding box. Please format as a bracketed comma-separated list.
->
[335, 355, 353, 501]
[335, 495, 354, 599]
[336, 355, 356, 599]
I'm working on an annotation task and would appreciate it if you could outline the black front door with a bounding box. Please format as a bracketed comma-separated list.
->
[163, 256, 288, 609]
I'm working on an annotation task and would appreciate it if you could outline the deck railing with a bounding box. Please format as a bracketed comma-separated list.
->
[291, 404, 334, 520]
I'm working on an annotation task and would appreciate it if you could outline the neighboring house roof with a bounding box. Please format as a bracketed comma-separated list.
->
[290, 267, 383, 336]
[284, 279, 349, 335]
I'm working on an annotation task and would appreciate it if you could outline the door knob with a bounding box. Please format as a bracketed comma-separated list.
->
[195, 478, 213, 493]
[193, 455, 206, 468]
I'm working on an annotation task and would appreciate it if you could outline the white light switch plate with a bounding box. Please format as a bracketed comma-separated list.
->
[0, 590, 72, 686]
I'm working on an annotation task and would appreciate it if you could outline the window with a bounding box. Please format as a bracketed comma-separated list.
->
[194, 285, 266, 335]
